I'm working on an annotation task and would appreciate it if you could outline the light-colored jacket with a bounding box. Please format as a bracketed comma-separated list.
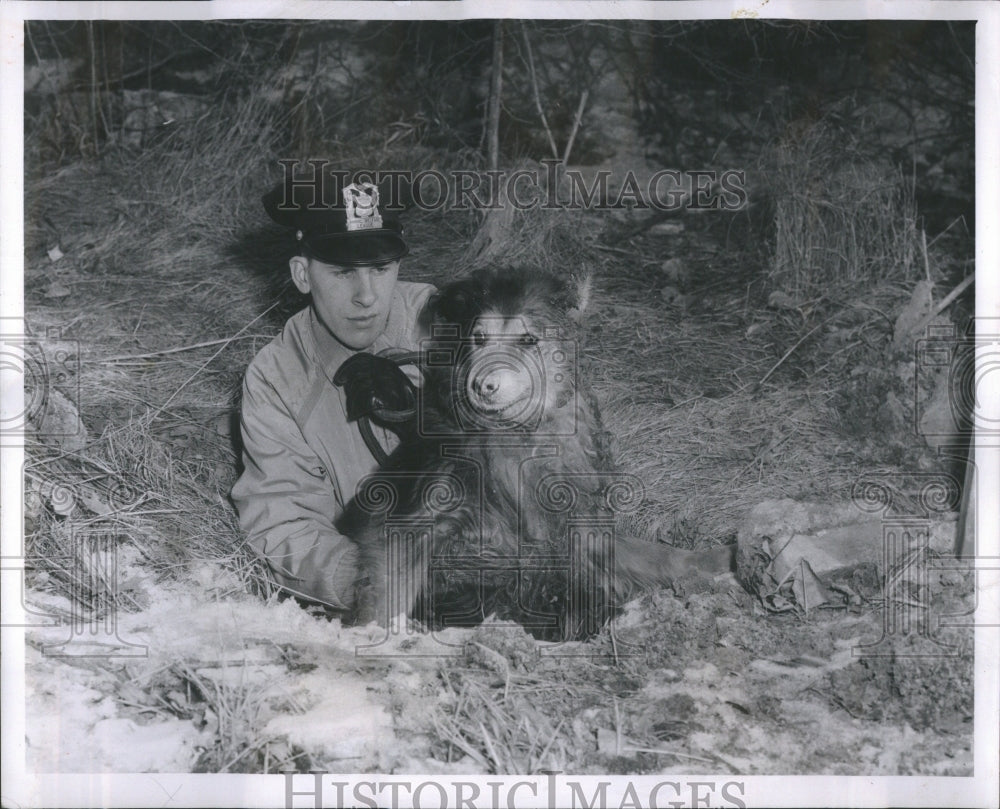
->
[231, 281, 436, 608]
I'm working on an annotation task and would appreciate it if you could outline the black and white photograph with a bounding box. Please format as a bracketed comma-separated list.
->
[2, 2, 998, 807]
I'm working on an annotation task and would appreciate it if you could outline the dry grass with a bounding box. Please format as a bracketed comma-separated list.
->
[23, 87, 293, 618]
[764, 119, 921, 299]
[434, 665, 571, 773]
[25, 420, 271, 621]
[22, 83, 951, 773]
[460, 165, 597, 277]
[578, 260, 815, 544]
[173, 660, 282, 773]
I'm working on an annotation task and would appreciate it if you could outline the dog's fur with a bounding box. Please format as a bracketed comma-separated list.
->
[337, 267, 732, 640]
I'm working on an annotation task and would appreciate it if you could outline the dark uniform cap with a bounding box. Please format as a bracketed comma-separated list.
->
[262, 171, 408, 267]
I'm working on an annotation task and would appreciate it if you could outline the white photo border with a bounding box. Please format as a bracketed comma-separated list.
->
[2, 2, 997, 807]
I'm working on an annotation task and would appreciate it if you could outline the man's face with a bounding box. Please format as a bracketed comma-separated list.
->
[290, 256, 400, 350]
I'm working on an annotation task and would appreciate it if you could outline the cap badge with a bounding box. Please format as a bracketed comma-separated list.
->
[343, 182, 383, 231]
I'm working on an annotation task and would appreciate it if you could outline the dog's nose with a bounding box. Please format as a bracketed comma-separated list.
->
[475, 373, 501, 398]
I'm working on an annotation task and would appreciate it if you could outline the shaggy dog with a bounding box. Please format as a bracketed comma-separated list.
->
[336, 267, 732, 640]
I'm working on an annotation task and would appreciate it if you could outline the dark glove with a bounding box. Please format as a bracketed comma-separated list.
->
[333, 352, 418, 426]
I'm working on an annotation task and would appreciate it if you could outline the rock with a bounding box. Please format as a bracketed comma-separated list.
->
[44, 281, 71, 298]
[215, 411, 233, 437]
[32, 386, 89, 452]
[596, 727, 619, 755]
[877, 390, 908, 433]
[918, 374, 959, 449]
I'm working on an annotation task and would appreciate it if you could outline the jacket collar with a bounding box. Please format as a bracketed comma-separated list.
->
[308, 287, 407, 382]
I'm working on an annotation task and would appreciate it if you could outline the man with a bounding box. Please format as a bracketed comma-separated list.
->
[231, 171, 435, 610]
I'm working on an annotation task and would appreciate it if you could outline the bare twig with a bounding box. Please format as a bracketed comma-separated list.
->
[749, 311, 842, 392]
[921, 228, 931, 282]
[926, 215, 968, 249]
[86, 22, 100, 157]
[535, 719, 565, 771]
[521, 23, 559, 161]
[479, 720, 503, 772]
[562, 89, 590, 165]
[149, 300, 281, 422]
[101, 335, 268, 363]
[623, 745, 716, 763]
[612, 697, 623, 755]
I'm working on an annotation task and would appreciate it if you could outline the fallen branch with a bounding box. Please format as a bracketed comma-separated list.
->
[901, 270, 976, 342]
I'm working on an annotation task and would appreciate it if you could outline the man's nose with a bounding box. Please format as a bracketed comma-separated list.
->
[352, 269, 377, 307]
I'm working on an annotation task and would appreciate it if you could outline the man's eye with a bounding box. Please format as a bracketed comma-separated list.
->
[519, 333, 538, 347]
[472, 331, 487, 346]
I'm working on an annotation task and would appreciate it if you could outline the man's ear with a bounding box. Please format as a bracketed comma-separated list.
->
[289, 256, 311, 295]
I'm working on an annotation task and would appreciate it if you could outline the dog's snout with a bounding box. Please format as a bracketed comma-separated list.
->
[475, 373, 501, 398]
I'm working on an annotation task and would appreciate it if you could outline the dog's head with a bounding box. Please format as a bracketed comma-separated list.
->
[424, 268, 583, 431]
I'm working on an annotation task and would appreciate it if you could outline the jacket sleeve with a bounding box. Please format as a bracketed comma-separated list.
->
[231, 363, 358, 610]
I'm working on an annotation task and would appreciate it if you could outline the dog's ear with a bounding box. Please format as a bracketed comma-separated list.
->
[541, 274, 576, 313]
[427, 277, 484, 333]
[529, 271, 587, 318]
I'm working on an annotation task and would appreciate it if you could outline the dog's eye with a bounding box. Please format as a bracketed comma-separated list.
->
[472, 331, 487, 346]
[519, 333, 538, 347]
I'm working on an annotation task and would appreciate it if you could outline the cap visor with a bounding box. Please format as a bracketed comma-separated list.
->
[305, 232, 409, 267]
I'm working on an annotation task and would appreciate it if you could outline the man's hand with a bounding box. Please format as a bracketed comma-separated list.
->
[333, 352, 419, 425]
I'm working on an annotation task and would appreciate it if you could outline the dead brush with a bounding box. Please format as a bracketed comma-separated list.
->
[581, 261, 856, 545]
[171, 660, 285, 773]
[764, 118, 921, 299]
[461, 169, 598, 277]
[433, 664, 570, 774]
[23, 84, 295, 612]
[95, 416, 271, 594]
[24, 417, 271, 620]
